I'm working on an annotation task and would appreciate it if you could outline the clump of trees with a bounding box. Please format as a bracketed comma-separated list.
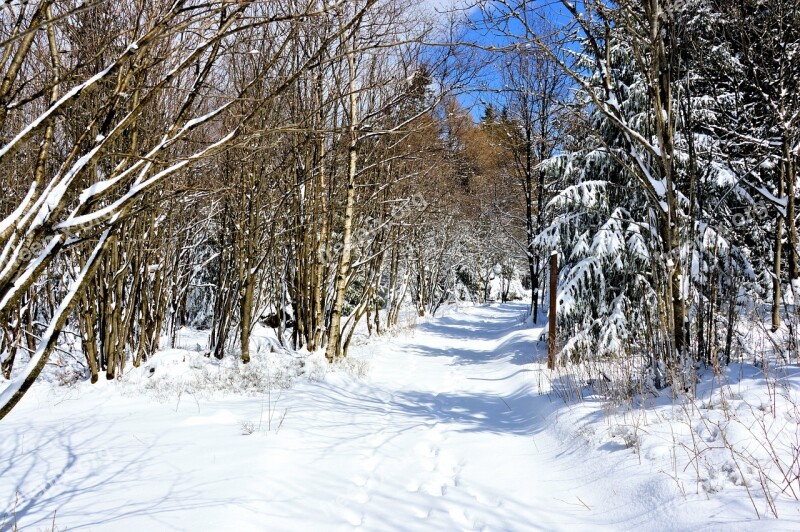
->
[478, 0, 800, 390]
[0, 0, 496, 420]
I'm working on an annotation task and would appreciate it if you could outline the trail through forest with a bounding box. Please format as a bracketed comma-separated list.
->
[0, 304, 783, 530]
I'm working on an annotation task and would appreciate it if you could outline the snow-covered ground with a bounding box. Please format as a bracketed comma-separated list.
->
[2, 304, 800, 530]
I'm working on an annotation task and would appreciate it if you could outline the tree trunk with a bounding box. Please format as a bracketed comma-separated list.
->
[325, 38, 359, 361]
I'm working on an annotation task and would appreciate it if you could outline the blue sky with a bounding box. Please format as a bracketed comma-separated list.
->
[417, 0, 573, 120]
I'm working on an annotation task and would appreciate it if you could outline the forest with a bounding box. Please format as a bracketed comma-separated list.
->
[1, 0, 800, 528]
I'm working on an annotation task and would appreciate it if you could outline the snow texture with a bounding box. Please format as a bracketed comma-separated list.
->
[1, 304, 799, 530]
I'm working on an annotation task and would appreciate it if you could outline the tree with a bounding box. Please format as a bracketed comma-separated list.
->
[481, 35, 567, 320]
[0, 0, 388, 421]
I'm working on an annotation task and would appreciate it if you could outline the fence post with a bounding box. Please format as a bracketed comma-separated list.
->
[548, 251, 557, 370]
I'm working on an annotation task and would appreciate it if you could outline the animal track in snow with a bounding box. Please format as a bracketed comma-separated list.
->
[341, 507, 363, 527]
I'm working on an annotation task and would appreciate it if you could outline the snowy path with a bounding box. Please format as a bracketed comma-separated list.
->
[0, 304, 780, 530]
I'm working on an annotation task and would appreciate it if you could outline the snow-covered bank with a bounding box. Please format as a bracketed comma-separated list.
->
[2, 304, 799, 530]
[551, 359, 800, 522]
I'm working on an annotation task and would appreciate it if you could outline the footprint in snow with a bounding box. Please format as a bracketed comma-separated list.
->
[467, 487, 502, 508]
[447, 505, 472, 527]
[411, 506, 432, 519]
[353, 490, 370, 504]
[421, 479, 446, 497]
[341, 507, 363, 527]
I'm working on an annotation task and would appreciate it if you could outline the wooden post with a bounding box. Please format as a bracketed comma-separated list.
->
[548, 251, 557, 370]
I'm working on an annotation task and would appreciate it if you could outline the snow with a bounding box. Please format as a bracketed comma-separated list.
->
[2, 304, 800, 529]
